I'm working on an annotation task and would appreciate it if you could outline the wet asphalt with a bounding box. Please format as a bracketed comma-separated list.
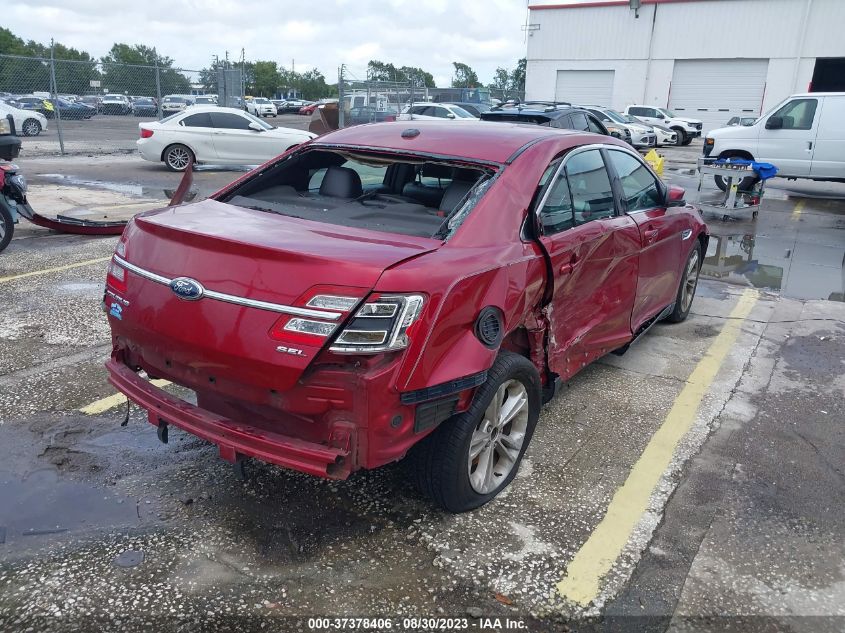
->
[0, 146, 843, 632]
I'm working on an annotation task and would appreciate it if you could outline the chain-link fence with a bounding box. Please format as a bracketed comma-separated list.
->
[0, 52, 222, 155]
[335, 73, 427, 129]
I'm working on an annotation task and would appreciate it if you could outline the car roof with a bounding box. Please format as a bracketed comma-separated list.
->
[483, 106, 587, 119]
[311, 120, 595, 163]
[178, 106, 246, 115]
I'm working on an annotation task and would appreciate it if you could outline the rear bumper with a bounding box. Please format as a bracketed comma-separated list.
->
[106, 356, 353, 479]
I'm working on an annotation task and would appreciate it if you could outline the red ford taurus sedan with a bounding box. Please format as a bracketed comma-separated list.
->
[104, 121, 707, 512]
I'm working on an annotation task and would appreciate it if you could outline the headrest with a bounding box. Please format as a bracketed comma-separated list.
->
[440, 180, 475, 214]
[319, 166, 363, 199]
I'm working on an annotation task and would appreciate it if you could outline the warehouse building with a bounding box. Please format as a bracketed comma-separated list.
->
[525, 0, 845, 132]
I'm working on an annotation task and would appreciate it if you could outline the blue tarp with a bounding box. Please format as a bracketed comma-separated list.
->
[714, 158, 779, 180]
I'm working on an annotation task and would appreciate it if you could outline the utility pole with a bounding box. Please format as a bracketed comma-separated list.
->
[49, 39, 65, 155]
[338, 64, 346, 128]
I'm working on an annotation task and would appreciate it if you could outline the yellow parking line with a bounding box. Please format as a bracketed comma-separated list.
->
[80, 379, 171, 415]
[791, 200, 805, 221]
[556, 289, 758, 606]
[0, 256, 111, 284]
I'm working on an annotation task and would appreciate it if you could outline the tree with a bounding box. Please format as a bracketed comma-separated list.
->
[100, 44, 189, 96]
[367, 60, 403, 83]
[399, 66, 435, 88]
[509, 57, 526, 92]
[252, 61, 280, 97]
[490, 67, 510, 91]
[451, 62, 479, 89]
[297, 69, 333, 101]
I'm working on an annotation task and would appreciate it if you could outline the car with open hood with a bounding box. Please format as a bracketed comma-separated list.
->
[105, 121, 707, 511]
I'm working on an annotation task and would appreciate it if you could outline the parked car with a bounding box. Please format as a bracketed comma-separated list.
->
[626, 115, 677, 146]
[161, 96, 193, 115]
[136, 105, 315, 171]
[132, 97, 158, 117]
[0, 100, 48, 136]
[280, 99, 308, 113]
[299, 102, 319, 116]
[247, 97, 277, 118]
[624, 105, 702, 146]
[401, 103, 477, 120]
[582, 106, 654, 147]
[726, 116, 757, 127]
[44, 98, 96, 120]
[79, 95, 103, 112]
[193, 95, 218, 106]
[346, 106, 397, 126]
[481, 104, 610, 136]
[106, 120, 706, 511]
[101, 94, 133, 115]
[13, 96, 54, 117]
[704, 92, 845, 188]
[439, 101, 492, 118]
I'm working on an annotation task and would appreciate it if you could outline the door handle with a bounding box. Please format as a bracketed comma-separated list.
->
[559, 255, 580, 275]
[807, 141, 813, 151]
[644, 228, 659, 244]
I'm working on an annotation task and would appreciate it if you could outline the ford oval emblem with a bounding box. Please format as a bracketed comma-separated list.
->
[169, 277, 204, 301]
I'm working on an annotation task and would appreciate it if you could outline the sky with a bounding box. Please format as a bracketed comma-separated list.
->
[5, 0, 530, 87]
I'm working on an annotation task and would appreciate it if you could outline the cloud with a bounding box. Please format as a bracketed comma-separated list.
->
[5, 0, 527, 85]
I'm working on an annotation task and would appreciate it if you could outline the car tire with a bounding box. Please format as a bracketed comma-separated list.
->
[21, 118, 42, 136]
[665, 242, 702, 323]
[0, 202, 13, 253]
[714, 171, 759, 193]
[673, 128, 686, 146]
[681, 136, 694, 146]
[163, 144, 194, 172]
[408, 351, 542, 512]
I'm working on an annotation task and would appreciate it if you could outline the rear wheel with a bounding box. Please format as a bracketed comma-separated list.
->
[665, 243, 702, 323]
[0, 203, 14, 253]
[409, 351, 541, 512]
[163, 144, 194, 172]
[21, 118, 42, 136]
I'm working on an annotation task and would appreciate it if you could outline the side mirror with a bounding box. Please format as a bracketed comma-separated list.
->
[765, 116, 783, 130]
[666, 185, 686, 207]
[446, 113, 456, 119]
[248, 121, 264, 132]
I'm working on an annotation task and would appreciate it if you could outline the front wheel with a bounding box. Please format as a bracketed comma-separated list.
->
[21, 118, 42, 136]
[673, 128, 686, 146]
[665, 242, 702, 323]
[0, 203, 14, 253]
[409, 351, 541, 512]
[163, 144, 194, 172]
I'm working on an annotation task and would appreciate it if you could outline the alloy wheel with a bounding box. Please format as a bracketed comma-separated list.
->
[166, 147, 191, 171]
[681, 249, 700, 312]
[467, 379, 530, 494]
[22, 120, 40, 136]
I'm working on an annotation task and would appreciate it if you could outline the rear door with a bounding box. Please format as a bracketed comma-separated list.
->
[810, 96, 845, 178]
[178, 112, 217, 162]
[757, 97, 820, 176]
[605, 148, 685, 331]
[536, 148, 641, 380]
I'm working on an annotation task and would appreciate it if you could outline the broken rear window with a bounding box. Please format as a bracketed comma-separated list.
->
[220, 149, 495, 239]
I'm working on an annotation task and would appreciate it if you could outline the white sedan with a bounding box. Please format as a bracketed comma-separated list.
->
[136, 106, 315, 171]
[399, 103, 477, 120]
[0, 100, 48, 136]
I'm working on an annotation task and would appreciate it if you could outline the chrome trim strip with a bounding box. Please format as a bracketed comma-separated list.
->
[113, 255, 343, 321]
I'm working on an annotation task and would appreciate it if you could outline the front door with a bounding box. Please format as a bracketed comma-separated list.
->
[537, 148, 641, 380]
[604, 148, 685, 331]
[757, 97, 819, 176]
[209, 111, 273, 164]
[178, 112, 217, 163]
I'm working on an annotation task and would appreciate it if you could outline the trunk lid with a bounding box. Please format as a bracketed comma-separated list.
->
[111, 199, 439, 392]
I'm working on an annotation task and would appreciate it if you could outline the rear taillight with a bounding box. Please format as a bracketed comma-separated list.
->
[140, 128, 153, 139]
[330, 294, 425, 354]
[106, 239, 128, 292]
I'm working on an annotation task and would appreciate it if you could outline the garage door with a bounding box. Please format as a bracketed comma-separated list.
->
[669, 59, 769, 134]
[555, 70, 614, 107]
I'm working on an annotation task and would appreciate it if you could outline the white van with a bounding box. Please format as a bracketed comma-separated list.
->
[705, 92, 845, 185]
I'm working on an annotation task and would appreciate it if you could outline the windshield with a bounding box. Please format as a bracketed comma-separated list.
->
[242, 111, 274, 130]
[221, 148, 493, 239]
[163, 97, 184, 103]
[658, 108, 676, 117]
[450, 106, 475, 119]
[601, 109, 628, 124]
[254, 98, 269, 104]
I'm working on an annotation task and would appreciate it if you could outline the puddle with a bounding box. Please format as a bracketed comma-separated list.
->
[701, 227, 845, 302]
[0, 467, 138, 546]
[37, 174, 198, 202]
